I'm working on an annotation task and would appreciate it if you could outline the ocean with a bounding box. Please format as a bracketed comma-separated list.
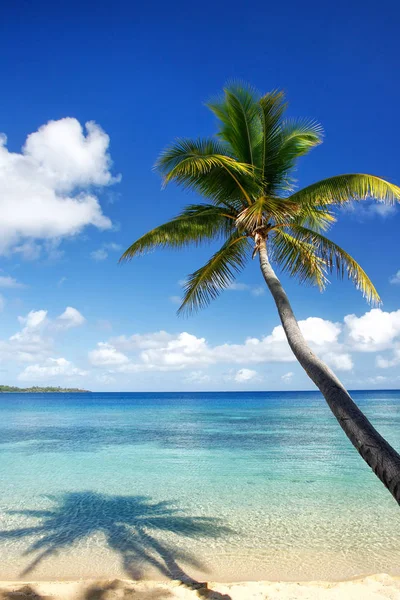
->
[0, 390, 399, 582]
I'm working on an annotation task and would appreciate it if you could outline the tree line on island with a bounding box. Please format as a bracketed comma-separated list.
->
[0, 385, 89, 393]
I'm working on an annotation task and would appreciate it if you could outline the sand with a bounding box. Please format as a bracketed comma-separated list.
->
[0, 574, 400, 600]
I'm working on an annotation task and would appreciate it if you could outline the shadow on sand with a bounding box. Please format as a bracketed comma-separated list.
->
[0, 492, 233, 599]
[0, 585, 49, 600]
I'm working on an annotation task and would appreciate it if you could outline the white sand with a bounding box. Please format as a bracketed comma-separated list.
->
[1, 574, 400, 599]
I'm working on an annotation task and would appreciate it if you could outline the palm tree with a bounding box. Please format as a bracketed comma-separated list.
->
[121, 83, 400, 504]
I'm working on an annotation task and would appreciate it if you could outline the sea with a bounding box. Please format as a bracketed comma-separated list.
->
[0, 390, 399, 582]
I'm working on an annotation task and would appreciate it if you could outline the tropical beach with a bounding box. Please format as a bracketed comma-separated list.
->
[1, 391, 400, 599]
[1, 0, 400, 598]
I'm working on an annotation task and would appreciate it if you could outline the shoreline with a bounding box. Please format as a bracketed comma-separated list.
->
[1, 574, 399, 599]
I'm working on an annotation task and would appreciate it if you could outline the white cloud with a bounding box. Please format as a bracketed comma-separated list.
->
[0, 306, 85, 364]
[19, 357, 87, 381]
[345, 201, 397, 220]
[234, 368, 259, 383]
[13, 241, 42, 261]
[366, 375, 389, 385]
[89, 342, 130, 366]
[281, 371, 294, 383]
[0, 274, 25, 288]
[376, 346, 400, 369]
[91, 248, 108, 261]
[295, 317, 341, 346]
[169, 296, 182, 305]
[97, 373, 116, 385]
[390, 270, 400, 285]
[140, 332, 210, 369]
[55, 307, 85, 329]
[323, 352, 353, 371]
[6, 309, 51, 363]
[228, 282, 250, 291]
[0, 118, 119, 256]
[227, 282, 265, 296]
[370, 203, 397, 218]
[344, 309, 400, 352]
[111, 331, 175, 352]
[91, 316, 347, 375]
[17, 309, 48, 329]
[184, 371, 211, 384]
[90, 242, 122, 261]
[106, 243, 122, 251]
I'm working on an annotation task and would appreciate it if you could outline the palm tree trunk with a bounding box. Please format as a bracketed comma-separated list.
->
[257, 236, 400, 505]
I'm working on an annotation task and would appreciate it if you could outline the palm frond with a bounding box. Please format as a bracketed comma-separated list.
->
[257, 90, 287, 188]
[279, 119, 323, 157]
[283, 225, 381, 304]
[291, 206, 337, 232]
[270, 229, 328, 289]
[207, 82, 262, 166]
[271, 119, 322, 188]
[236, 196, 300, 231]
[120, 205, 235, 261]
[289, 174, 400, 208]
[262, 117, 323, 195]
[178, 234, 251, 314]
[155, 138, 256, 207]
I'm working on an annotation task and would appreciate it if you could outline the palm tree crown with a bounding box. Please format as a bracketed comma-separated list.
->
[121, 83, 400, 312]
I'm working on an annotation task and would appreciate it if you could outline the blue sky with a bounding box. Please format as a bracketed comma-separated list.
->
[0, 0, 399, 391]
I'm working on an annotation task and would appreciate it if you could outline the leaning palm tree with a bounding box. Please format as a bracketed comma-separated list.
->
[121, 83, 400, 504]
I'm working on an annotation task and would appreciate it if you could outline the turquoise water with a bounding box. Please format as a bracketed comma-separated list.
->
[0, 390, 399, 582]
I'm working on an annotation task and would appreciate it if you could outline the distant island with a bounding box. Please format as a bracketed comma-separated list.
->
[0, 385, 90, 393]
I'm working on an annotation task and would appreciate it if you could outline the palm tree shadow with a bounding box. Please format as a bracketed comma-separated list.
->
[0, 492, 232, 599]
[0, 585, 49, 599]
[84, 579, 172, 599]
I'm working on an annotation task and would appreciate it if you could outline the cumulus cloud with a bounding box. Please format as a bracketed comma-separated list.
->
[91, 248, 108, 261]
[90, 242, 122, 261]
[345, 201, 397, 221]
[323, 352, 353, 371]
[89, 342, 130, 366]
[55, 307, 86, 329]
[281, 371, 294, 383]
[344, 309, 400, 352]
[18, 309, 48, 329]
[0, 306, 86, 364]
[90, 315, 349, 375]
[111, 331, 175, 352]
[0, 118, 119, 256]
[390, 270, 400, 285]
[376, 346, 400, 369]
[0, 274, 25, 288]
[19, 357, 87, 381]
[234, 368, 259, 383]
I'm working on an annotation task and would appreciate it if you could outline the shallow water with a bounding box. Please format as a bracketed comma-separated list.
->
[0, 390, 399, 582]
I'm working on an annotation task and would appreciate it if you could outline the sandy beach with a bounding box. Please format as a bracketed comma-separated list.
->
[1, 575, 400, 600]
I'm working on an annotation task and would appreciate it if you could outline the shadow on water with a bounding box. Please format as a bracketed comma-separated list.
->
[0, 492, 232, 599]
